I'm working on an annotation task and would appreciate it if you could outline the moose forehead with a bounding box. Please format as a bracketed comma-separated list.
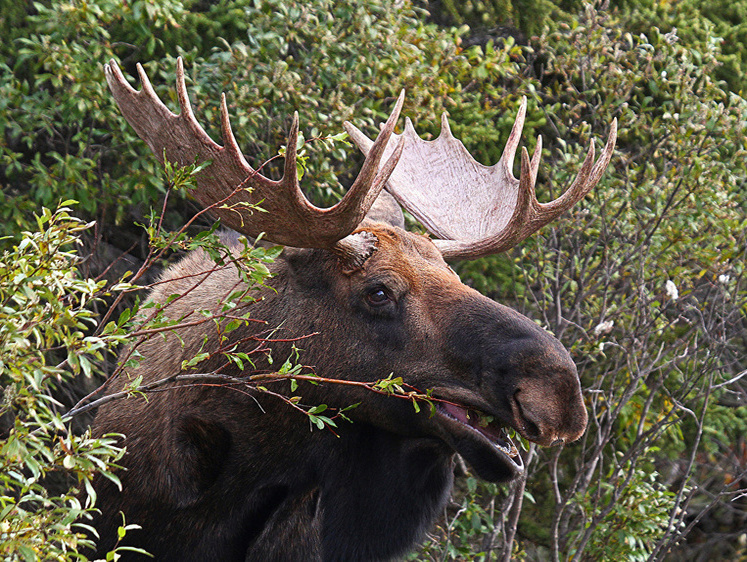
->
[351, 223, 465, 292]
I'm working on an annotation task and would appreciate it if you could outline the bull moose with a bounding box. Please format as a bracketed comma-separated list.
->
[90, 58, 616, 560]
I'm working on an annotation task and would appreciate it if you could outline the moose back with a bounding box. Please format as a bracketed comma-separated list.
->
[90, 58, 615, 560]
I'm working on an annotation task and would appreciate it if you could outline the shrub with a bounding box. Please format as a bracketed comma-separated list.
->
[0, 166, 285, 558]
[416, 5, 747, 560]
[1, 1, 745, 559]
[0, 205, 125, 558]
[0, 0, 529, 243]
[618, 0, 747, 94]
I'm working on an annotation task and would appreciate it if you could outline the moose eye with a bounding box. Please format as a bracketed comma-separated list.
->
[366, 288, 391, 307]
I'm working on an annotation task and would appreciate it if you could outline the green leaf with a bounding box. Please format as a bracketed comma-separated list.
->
[181, 352, 210, 370]
[308, 404, 327, 415]
[17, 545, 37, 562]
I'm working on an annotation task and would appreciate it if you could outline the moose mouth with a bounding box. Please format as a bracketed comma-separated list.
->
[434, 401, 524, 482]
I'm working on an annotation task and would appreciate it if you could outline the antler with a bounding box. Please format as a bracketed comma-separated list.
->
[104, 57, 404, 250]
[345, 98, 617, 260]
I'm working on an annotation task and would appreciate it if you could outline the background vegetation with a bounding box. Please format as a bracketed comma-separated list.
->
[1, 0, 745, 559]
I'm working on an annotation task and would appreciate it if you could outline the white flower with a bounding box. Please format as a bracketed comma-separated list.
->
[665, 279, 679, 300]
[718, 274, 730, 285]
[594, 320, 614, 337]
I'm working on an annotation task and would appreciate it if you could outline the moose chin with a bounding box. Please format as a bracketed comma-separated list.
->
[88, 58, 616, 561]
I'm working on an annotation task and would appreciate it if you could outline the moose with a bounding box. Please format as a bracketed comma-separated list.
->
[90, 58, 616, 560]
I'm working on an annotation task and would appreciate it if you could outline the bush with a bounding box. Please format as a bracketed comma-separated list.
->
[1, 1, 745, 559]
[416, 5, 747, 560]
[617, 0, 747, 94]
[0, 164, 285, 558]
[0, 205, 125, 558]
[0, 0, 530, 243]
[520, 10, 746, 559]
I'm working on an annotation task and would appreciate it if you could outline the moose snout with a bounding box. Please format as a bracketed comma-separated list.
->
[492, 310, 589, 446]
[444, 293, 589, 447]
[510, 374, 588, 447]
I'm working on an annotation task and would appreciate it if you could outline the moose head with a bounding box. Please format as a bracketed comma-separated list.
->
[91, 58, 616, 560]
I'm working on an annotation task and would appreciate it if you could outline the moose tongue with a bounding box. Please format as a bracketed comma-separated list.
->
[440, 403, 518, 458]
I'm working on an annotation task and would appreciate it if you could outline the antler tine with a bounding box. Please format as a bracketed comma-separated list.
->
[347, 100, 617, 261]
[283, 112, 302, 200]
[533, 118, 617, 220]
[106, 58, 405, 250]
[530, 135, 542, 186]
[499, 97, 528, 177]
[540, 141, 596, 215]
[174, 58, 195, 126]
[588, 118, 618, 187]
[331, 90, 406, 228]
[219, 93, 245, 163]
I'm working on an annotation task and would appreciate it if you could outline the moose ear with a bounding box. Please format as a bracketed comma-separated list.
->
[167, 416, 231, 507]
[364, 191, 405, 229]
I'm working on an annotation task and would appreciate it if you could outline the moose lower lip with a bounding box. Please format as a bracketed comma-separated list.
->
[437, 402, 520, 461]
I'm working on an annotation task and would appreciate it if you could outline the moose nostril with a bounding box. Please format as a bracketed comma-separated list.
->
[512, 393, 542, 441]
[521, 416, 541, 441]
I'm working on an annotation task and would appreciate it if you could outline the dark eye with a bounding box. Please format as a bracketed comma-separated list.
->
[366, 287, 391, 307]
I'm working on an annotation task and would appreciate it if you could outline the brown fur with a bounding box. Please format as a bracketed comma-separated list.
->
[89, 221, 587, 560]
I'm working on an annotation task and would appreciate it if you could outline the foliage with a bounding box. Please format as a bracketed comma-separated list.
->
[0, 205, 125, 559]
[1, 0, 746, 560]
[0, 159, 296, 557]
[417, 5, 747, 560]
[566, 457, 684, 562]
[521, 10, 746, 559]
[0, 0, 532, 247]
[616, 0, 747, 94]
[431, 0, 583, 39]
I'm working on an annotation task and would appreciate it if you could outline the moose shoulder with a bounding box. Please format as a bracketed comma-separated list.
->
[90, 59, 616, 560]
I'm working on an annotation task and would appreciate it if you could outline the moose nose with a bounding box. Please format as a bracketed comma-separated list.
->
[511, 378, 588, 447]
